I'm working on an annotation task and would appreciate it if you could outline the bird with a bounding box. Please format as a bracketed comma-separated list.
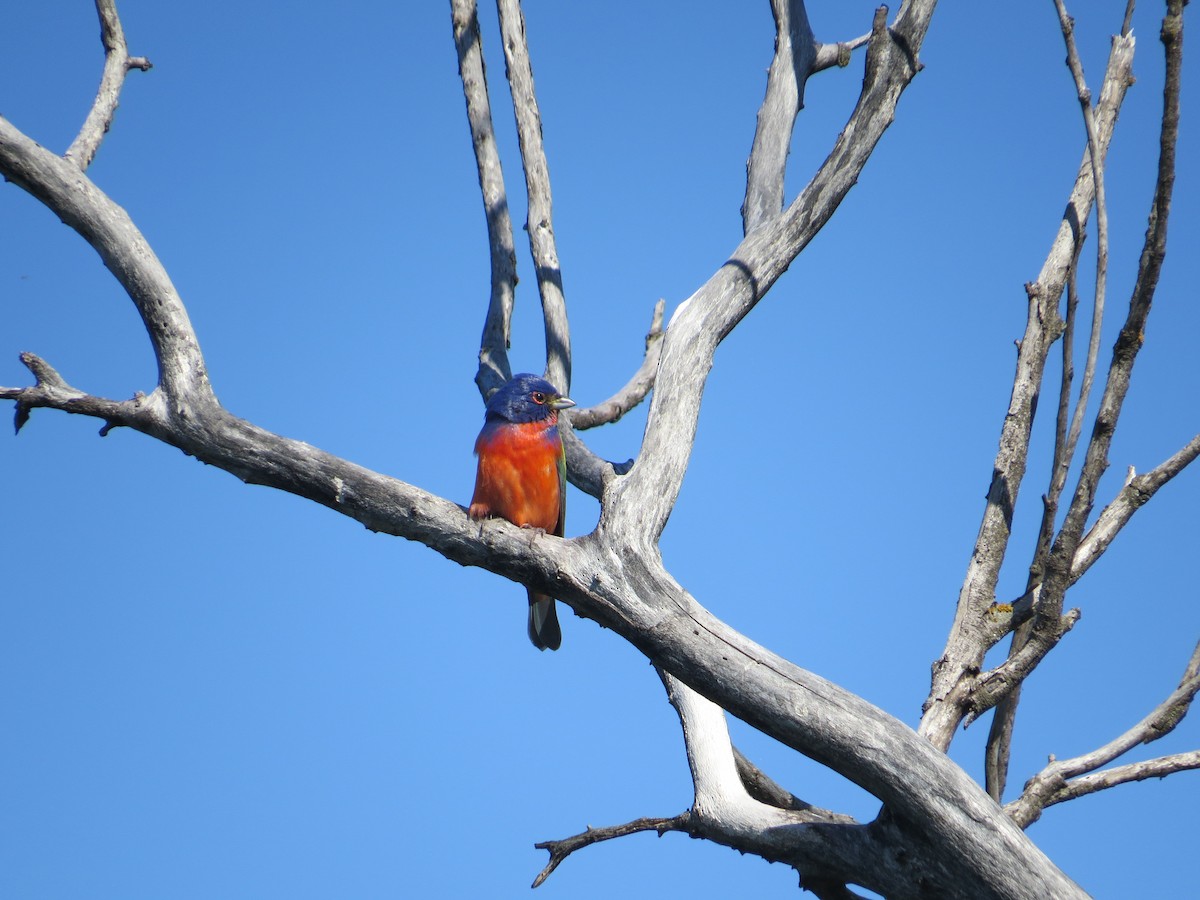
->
[469, 373, 574, 650]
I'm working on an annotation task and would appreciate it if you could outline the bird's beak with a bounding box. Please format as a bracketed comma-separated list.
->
[549, 394, 575, 410]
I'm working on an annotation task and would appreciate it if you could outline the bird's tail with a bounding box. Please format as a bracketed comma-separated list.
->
[527, 591, 562, 651]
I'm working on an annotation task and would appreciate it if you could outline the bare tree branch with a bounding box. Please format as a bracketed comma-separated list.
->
[1073, 433, 1200, 578]
[605, 5, 934, 546]
[495, 0, 570, 393]
[919, 28, 1137, 751]
[452, 0, 516, 398]
[569, 300, 664, 430]
[986, 0, 1117, 801]
[64, 0, 152, 170]
[743, 0, 818, 234]
[1028, 750, 1200, 812]
[1006, 641, 1200, 828]
[451, 0, 623, 500]
[532, 814, 692, 889]
[967, 0, 1186, 723]
[743, 1, 870, 235]
[1, 117, 211, 412]
[6, 1, 1192, 896]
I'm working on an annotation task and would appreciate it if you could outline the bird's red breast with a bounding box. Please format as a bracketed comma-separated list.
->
[469, 417, 564, 535]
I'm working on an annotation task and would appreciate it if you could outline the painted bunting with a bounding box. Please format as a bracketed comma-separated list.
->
[470, 373, 574, 650]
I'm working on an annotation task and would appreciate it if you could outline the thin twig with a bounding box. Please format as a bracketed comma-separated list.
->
[1053, 0, 1111, 497]
[570, 300, 664, 430]
[532, 814, 692, 888]
[1072, 433, 1200, 579]
[1006, 641, 1200, 828]
[65, 0, 152, 170]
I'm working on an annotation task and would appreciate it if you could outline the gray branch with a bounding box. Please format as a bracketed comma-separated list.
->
[495, 0, 570, 394]
[918, 28, 1137, 752]
[1006, 641, 1200, 828]
[569, 300, 664, 431]
[966, 0, 1186, 725]
[743, 0, 868, 235]
[1073, 434, 1200, 578]
[65, 0, 152, 170]
[985, 1, 1119, 801]
[604, 6, 932, 546]
[452, 0, 517, 397]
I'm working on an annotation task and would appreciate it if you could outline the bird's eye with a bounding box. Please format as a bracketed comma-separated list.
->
[531, 391, 546, 404]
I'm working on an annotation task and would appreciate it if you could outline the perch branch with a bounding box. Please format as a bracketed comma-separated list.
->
[65, 0, 152, 170]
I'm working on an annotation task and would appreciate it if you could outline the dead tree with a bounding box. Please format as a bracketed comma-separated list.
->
[2, 1, 1195, 897]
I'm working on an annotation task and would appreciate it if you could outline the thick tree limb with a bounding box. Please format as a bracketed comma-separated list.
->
[65, 0, 152, 170]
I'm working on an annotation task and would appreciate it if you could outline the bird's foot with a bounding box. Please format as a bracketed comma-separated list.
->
[520, 523, 546, 547]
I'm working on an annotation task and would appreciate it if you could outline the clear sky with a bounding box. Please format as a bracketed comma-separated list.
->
[2, 2, 1197, 898]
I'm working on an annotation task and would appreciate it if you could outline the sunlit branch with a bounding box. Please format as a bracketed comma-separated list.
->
[64, 0, 152, 170]
[1006, 641, 1200, 828]
[0, 117, 210, 410]
[606, 5, 933, 544]
[744, 0, 869, 235]
[985, 0, 1116, 800]
[570, 301, 664, 430]
[451, 0, 516, 398]
[968, 0, 1185, 724]
[918, 28, 1137, 752]
[495, 0, 571, 394]
[1072, 434, 1200, 579]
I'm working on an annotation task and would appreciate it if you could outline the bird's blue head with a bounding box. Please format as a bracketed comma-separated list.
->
[485, 373, 575, 424]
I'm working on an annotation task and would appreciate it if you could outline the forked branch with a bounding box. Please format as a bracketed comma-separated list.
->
[968, 0, 1187, 724]
[1006, 641, 1200, 828]
[919, 25, 1138, 752]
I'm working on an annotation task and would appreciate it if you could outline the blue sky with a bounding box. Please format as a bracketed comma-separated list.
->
[2, 2, 1197, 898]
